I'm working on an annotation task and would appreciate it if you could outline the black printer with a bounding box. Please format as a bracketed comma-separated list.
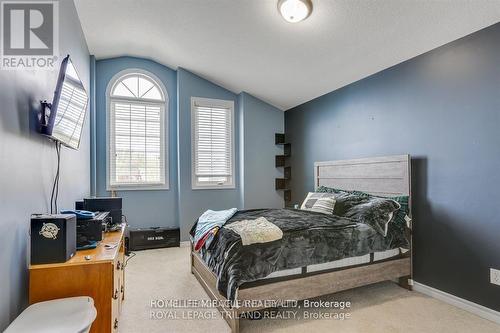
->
[76, 211, 110, 248]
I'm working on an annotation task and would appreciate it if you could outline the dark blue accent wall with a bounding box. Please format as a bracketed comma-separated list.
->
[285, 23, 500, 311]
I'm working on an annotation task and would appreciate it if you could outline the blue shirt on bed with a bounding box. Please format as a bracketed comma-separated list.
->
[193, 208, 238, 245]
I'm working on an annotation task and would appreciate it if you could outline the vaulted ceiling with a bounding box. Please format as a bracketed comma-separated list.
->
[74, 0, 500, 110]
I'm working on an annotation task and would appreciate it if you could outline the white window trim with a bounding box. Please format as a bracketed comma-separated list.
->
[191, 97, 235, 190]
[106, 68, 169, 191]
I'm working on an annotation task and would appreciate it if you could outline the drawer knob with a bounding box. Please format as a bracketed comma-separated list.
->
[113, 289, 118, 300]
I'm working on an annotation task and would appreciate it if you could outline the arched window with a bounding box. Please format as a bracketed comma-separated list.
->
[107, 70, 168, 190]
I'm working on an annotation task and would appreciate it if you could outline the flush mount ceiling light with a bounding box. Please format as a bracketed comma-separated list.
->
[278, 0, 313, 23]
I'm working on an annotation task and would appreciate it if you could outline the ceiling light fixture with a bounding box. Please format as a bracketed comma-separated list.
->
[278, 0, 313, 23]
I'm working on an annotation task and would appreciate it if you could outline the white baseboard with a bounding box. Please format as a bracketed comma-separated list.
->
[413, 282, 500, 325]
[180, 241, 191, 248]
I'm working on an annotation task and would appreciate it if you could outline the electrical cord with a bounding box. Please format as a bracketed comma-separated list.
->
[123, 252, 136, 267]
[55, 141, 61, 213]
[49, 141, 56, 213]
[50, 141, 62, 214]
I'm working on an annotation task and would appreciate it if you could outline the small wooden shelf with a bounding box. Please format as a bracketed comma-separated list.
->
[275, 133, 286, 145]
[284, 189, 291, 202]
[275, 155, 286, 167]
[275, 133, 291, 202]
[275, 178, 287, 190]
[284, 166, 291, 179]
[283, 143, 291, 156]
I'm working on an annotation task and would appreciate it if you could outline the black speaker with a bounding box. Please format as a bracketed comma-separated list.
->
[31, 214, 76, 265]
[75, 200, 84, 210]
[76, 211, 109, 247]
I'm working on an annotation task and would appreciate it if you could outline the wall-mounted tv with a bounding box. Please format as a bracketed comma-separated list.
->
[39, 55, 88, 150]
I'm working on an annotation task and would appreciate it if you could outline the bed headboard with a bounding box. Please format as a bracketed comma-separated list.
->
[314, 154, 411, 198]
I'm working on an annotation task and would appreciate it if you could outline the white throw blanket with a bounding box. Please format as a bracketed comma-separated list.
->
[224, 217, 283, 246]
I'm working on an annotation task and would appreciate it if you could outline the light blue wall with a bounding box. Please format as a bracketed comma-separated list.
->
[90, 55, 97, 195]
[94, 57, 179, 229]
[0, 1, 90, 329]
[239, 92, 284, 209]
[177, 68, 241, 239]
[93, 63, 284, 240]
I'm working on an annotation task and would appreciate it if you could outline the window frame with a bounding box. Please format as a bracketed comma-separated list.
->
[191, 97, 235, 190]
[106, 69, 169, 191]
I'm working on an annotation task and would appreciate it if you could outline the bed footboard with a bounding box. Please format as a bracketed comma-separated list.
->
[191, 249, 411, 333]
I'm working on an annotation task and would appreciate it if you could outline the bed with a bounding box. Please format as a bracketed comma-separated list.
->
[190, 154, 412, 332]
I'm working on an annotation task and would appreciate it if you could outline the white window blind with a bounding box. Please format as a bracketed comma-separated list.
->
[107, 72, 168, 190]
[192, 98, 234, 189]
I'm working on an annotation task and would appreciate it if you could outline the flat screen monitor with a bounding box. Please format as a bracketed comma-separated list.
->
[40, 55, 88, 150]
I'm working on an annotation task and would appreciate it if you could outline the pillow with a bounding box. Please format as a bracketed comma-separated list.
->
[310, 197, 335, 215]
[343, 197, 401, 236]
[317, 186, 351, 194]
[317, 186, 410, 223]
[316, 186, 359, 215]
[351, 190, 410, 227]
[333, 193, 368, 216]
[317, 186, 402, 236]
[300, 192, 335, 210]
[350, 191, 410, 248]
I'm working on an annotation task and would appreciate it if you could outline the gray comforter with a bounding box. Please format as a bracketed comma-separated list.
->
[191, 208, 408, 301]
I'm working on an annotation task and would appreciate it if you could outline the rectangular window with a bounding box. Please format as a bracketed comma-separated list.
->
[191, 97, 235, 189]
[108, 100, 167, 190]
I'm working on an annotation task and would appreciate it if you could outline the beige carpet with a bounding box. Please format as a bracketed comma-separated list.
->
[119, 247, 500, 333]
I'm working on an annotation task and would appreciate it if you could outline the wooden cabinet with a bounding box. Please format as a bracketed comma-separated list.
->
[29, 224, 126, 333]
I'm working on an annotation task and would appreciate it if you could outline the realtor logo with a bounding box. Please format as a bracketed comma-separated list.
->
[1, 1, 58, 69]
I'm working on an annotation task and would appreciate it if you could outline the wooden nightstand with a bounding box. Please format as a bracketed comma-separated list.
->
[29, 224, 126, 333]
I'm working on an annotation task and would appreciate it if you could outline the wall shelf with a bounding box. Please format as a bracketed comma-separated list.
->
[275, 133, 286, 145]
[283, 143, 291, 156]
[284, 166, 291, 179]
[275, 155, 286, 167]
[275, 133, 291, 203]
[275, 178, 287, 190]
[284, 189, 291, 202]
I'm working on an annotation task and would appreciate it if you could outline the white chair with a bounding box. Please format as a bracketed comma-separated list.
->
[5, 296, 97, 333]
